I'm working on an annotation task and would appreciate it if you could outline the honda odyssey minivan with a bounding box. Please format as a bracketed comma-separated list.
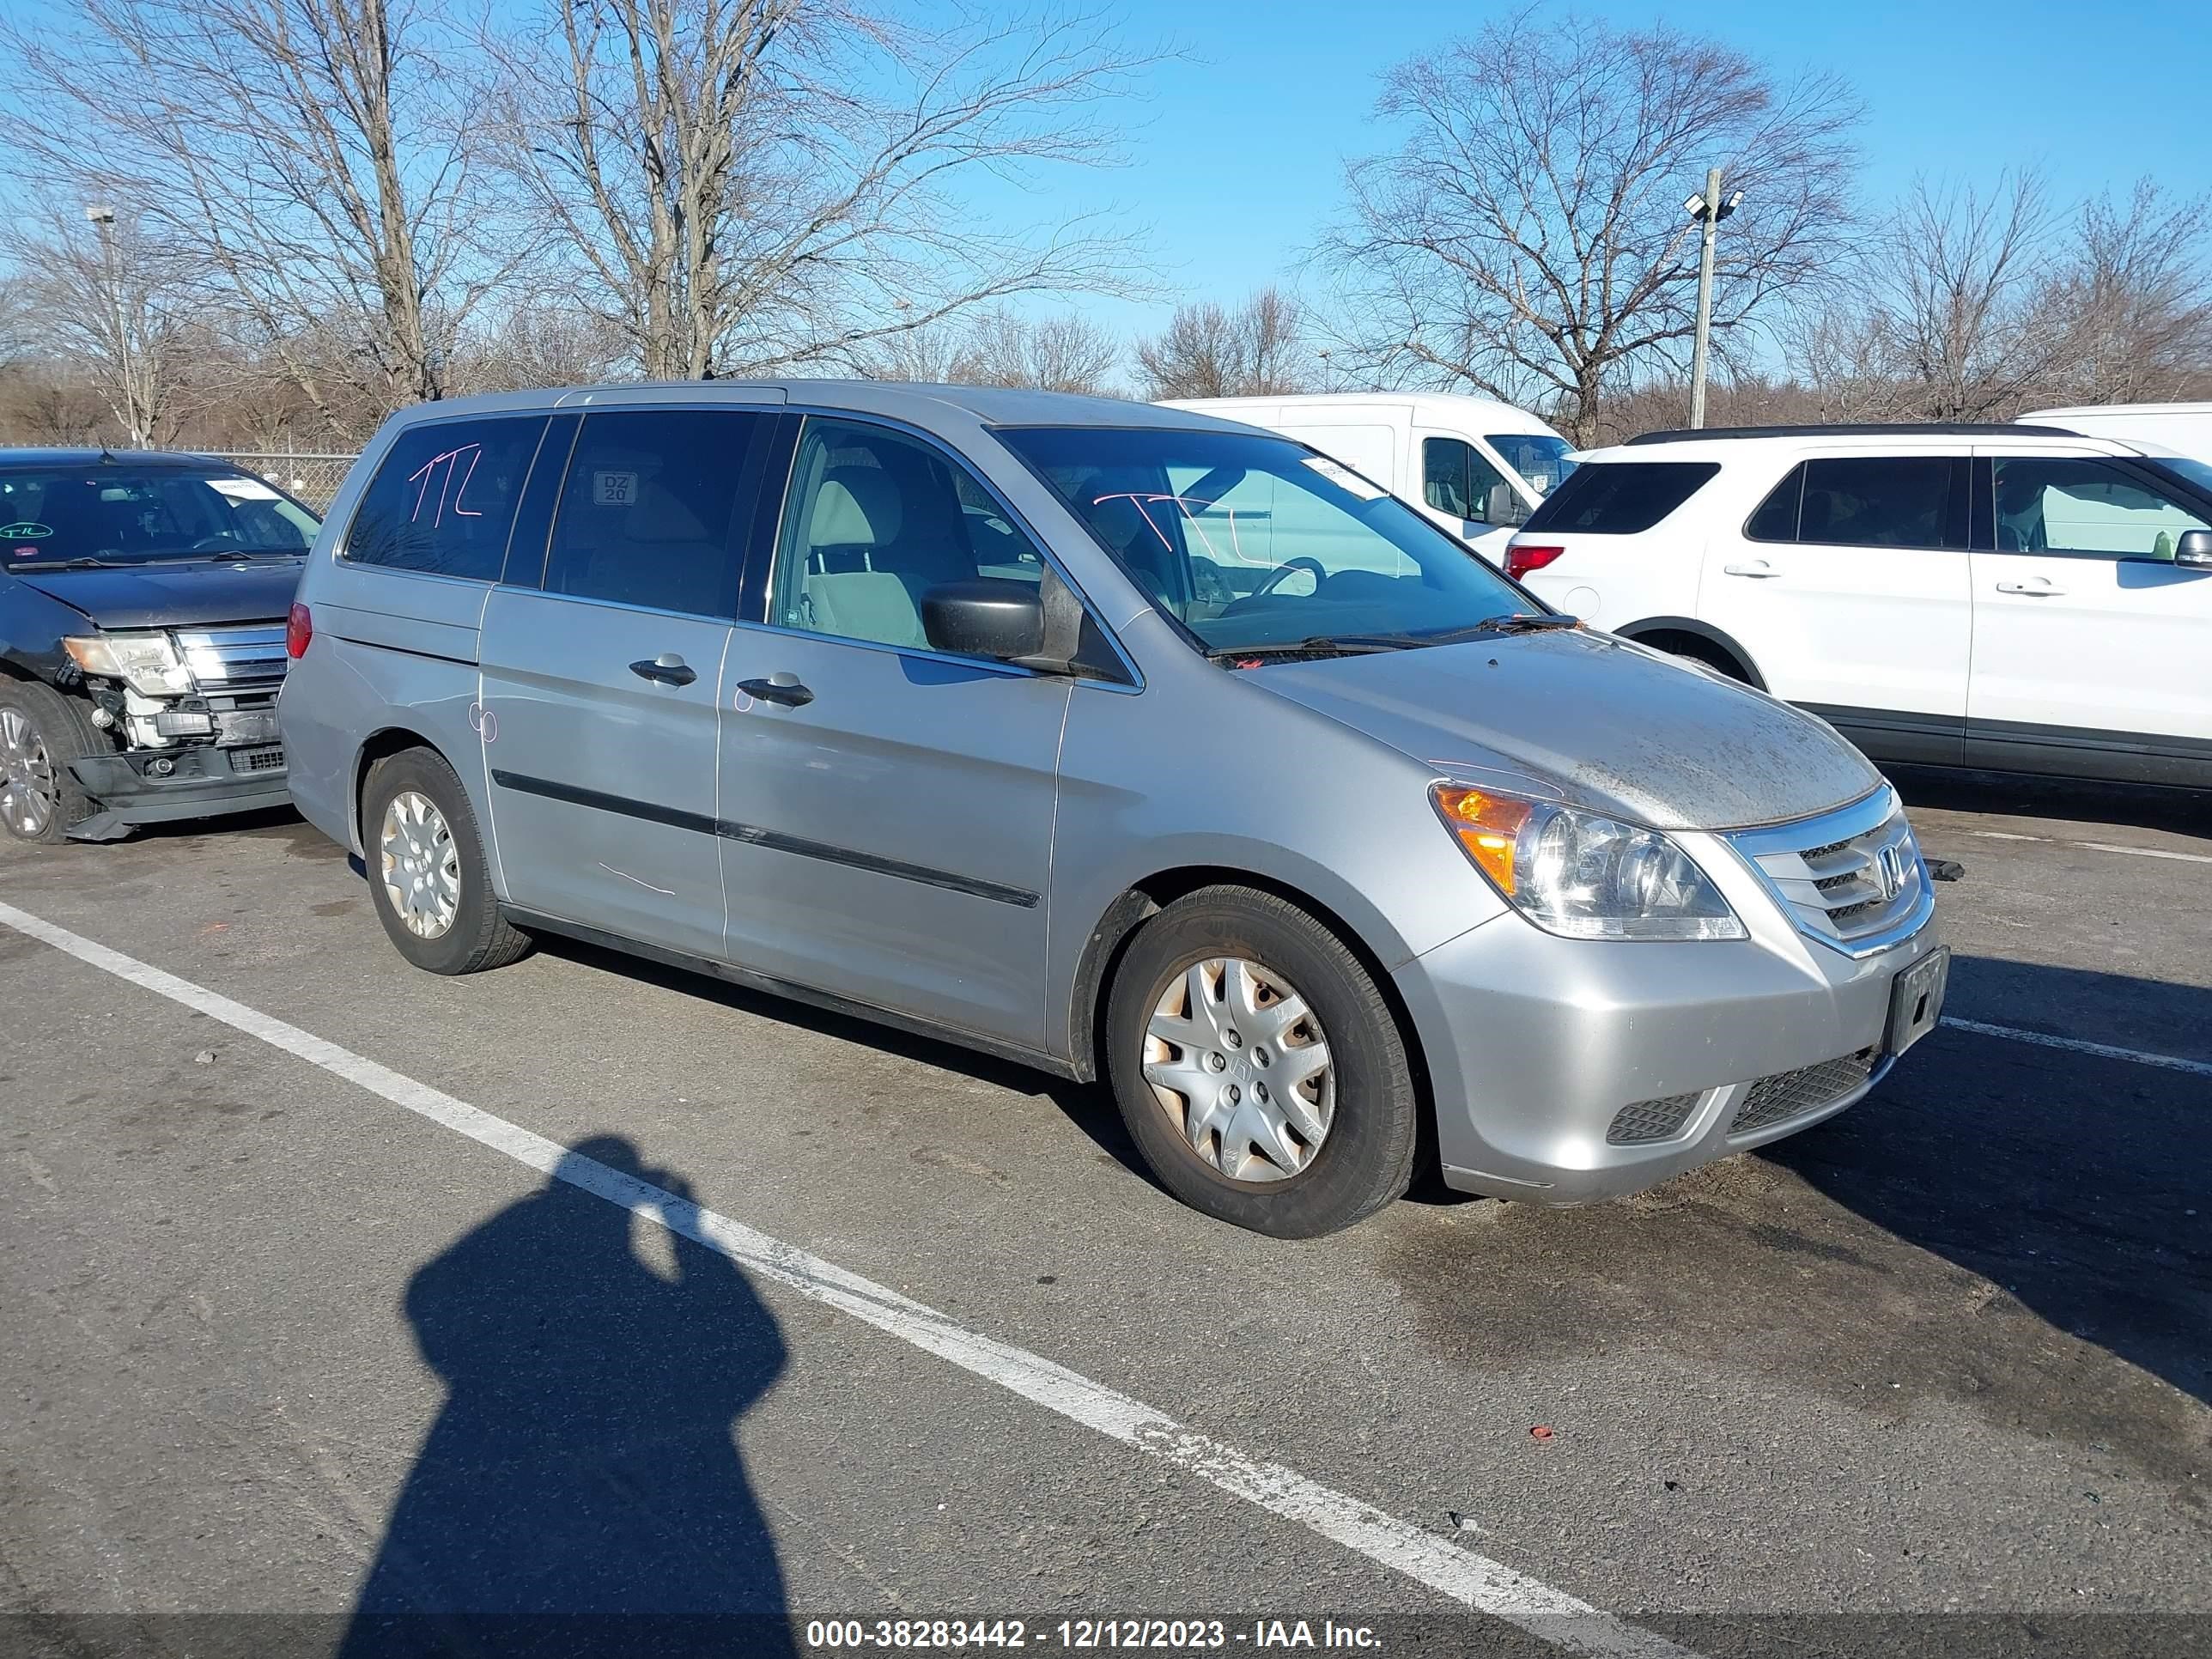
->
[280, 382, 1948, 1237]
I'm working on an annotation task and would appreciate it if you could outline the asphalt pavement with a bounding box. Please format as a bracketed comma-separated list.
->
[1, 769, 2206, 1659]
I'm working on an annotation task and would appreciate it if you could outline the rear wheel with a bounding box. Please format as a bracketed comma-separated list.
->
[1638, 630, 1752, 684]
[360, 747, 531, 975]
[1103, 885, 1418, 1237]
[0, 682, 101, 844]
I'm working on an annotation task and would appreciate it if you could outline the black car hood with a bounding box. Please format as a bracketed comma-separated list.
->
[9, 559, 304, 629]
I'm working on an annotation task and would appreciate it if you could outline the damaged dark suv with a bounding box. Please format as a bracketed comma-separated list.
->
[0, 450, 320, 842]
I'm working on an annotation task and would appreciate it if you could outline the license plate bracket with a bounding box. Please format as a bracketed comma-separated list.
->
[1886, 945, 1950, 1058]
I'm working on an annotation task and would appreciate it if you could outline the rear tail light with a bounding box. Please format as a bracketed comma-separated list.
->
[286, 601, 313, 659]
[1504, 543, 1565, 581]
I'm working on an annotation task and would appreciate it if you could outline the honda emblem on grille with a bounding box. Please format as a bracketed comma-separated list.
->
[1876, 842, 1906, 902]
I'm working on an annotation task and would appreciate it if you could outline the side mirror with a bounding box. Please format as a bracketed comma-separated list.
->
[921, 578, 1046, 661]
[2176, 529, 2212, 568]
[1485, 481, 1530, 528]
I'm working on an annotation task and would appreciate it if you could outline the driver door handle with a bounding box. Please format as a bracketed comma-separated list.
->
[1996, 580, 2064, 596]
[1722, 561, 1780, 579]
[738, 673, 814, 708]
[629, 653, 697, 686]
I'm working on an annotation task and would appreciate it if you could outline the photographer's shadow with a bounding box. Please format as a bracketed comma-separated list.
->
[340, 1136, 793, 1658]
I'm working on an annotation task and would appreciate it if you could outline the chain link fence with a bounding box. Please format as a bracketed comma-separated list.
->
[201, 452, 360, 513]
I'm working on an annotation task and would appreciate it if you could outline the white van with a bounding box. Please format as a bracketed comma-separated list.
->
[2021, 403, 2212, 465]
[1159, 392, 1576, 561]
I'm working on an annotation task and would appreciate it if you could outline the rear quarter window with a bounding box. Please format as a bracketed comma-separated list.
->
[1518, 461, 1719, 535]
[344, 416, 549, 580]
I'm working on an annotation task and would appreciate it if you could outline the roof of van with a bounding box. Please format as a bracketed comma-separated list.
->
[1161, 391, 1561, 437]
[2021, 402, 2212, 419]
[376, 380, 1243, 432]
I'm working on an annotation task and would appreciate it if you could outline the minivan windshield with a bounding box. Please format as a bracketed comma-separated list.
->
[0, 466, 319, 568]
[1000, 425, 1533, 657]
[1486, 433, 1579, 495]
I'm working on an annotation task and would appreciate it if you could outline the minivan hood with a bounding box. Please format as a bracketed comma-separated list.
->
[9, 558, 304, 629]
[1256, 629, 1881, 832]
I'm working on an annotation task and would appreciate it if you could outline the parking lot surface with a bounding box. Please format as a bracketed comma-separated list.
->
[2, 770, 2207, 1657]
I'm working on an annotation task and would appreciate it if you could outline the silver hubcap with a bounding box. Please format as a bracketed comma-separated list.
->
[380, 790, 461, 939]
[1143, 957, 1334, 1183]
[0, 708, 58, 836]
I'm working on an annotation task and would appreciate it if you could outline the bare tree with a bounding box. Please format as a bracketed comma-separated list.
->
[1133, 287, 1310, 399]
[1317, 9, 1860, 445]
[3, 209, 197, 446]
[2051, 179, 2212, 406]
[1856, 170, 2067, 420]
[2, 0, 507, 437]
[951, 309, 1121, 392]
[489, 0, 1155, 380]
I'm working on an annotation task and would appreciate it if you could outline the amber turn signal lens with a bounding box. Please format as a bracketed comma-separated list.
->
[1431, 786, 1531, 895]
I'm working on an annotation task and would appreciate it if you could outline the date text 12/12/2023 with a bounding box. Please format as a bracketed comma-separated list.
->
[804, 1619, 1383, 1650]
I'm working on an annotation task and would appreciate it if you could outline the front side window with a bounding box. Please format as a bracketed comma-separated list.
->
[542, 410, 776, 616]
[1796, 456, 1960, 550]
[999, 425, 1528, 656]
[769, 417, 1048, 651]
[1486, 432, 1578, 495]
[1518, 461, 1719, 536]
[347, 416, 546, 580]
[1422, 437, 1511, 520]
[1, 467, 318, 567]
[1992, 457, 2211, 559]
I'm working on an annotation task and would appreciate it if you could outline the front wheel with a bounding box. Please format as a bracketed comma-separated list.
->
[1103, 885, 1419, 1237]
[0, 682, 100, 843]
[360, 747, 532, 975]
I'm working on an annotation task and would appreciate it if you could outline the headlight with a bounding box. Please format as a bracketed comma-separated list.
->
[1431, 784, 1745, 940]
[64, 632, 192, 696]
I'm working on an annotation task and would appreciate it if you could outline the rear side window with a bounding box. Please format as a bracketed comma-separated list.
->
[345, 416, 548, 579]
[1743, 464, 1804, 541]
[542, 409, 778, 617]
[1519, 461, 1718, 535]
[1800, 457, 1962, 549]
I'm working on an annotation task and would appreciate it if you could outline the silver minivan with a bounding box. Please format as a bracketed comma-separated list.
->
[279, 382, 1948, 1237]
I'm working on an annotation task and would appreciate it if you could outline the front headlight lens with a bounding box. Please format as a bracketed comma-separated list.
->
[1431, 784, 1745, 940]
[64, 632, 192, 696]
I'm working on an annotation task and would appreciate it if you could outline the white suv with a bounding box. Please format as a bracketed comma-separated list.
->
[1504, 423, 2212, 790]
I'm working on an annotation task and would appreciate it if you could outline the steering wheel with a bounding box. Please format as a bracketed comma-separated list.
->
[1249, 556, 1326, 599]
[191, 532, 244, 552]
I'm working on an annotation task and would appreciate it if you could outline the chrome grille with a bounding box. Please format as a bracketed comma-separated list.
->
[1727, 787, 1929, 956]
[1607, 1091, 1702, 1146]
[176, 624, 289, 690]
[1729, 1048, 1877, 1137]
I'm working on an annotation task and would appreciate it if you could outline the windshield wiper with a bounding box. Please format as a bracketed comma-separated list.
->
[1471, 612, 1580, 635]
[8, 556, 125, 569]
[1206, 635, 1422, 664]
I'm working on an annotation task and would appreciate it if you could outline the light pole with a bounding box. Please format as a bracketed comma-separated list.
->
[1683, 169, 1741, 430]
[84, 204, 143, 447]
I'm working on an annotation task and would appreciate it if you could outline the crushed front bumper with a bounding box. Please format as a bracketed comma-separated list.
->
[66, 744, 291, 839]
[1395, 896, 1946, 1205]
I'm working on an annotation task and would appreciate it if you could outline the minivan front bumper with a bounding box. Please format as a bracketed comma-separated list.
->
[1395, 903, 1944, 1204]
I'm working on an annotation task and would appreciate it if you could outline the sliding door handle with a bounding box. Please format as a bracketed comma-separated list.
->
[738, 673, 814, 708]
[629, 653, 698, 686]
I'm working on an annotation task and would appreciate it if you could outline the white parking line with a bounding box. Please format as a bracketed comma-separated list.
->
[1966, 830, 2212, 866]
[0, 897, 1694, 1659]
[1940, 1016, 2212, 1080]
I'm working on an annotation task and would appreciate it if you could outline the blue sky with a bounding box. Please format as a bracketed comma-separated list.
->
[1046, 0, 2212, 337]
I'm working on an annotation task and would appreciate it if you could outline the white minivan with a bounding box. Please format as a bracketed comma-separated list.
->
[1159, 392, 1577, 561]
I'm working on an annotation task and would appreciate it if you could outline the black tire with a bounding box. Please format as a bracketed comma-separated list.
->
[1648, 634, 1751, 684]
[0, 680, 104, 844]
[1103, 885, 1419, 1237]
[360, 746, 532, 975]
